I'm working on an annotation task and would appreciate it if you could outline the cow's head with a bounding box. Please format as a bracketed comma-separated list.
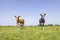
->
[40, 13, 46, 16]
[14, 16, 20, 17]
[14, 16, 21, 20]
[40, 13, 46, 19]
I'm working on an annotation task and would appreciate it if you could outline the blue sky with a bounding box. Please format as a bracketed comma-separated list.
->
[0, 0, 60, 26]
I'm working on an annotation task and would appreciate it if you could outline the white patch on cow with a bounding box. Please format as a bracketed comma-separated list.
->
[19, 17, 23, 21]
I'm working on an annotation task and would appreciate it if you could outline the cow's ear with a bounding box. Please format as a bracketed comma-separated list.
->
[14, 16, 16, 17]
[44, 14, 46, 15]
[18, 16, 21, 17]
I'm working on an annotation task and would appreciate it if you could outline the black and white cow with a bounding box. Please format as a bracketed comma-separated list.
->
[39, 13, 46, 27]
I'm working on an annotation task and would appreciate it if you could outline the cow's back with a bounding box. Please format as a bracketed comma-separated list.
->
[19, 19, 24, 25]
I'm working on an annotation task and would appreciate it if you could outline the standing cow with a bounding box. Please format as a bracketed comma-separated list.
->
[39, 13, 46, 30]
[14, 16, 24, 29]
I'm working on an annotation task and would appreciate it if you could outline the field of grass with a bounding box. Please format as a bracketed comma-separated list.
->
[0, 26, 60, 40]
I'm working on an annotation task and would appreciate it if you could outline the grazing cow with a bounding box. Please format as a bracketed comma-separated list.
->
[14, 16, 24, 28]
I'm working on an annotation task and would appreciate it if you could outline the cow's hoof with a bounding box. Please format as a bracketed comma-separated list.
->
[18, 28, 20, 30]
[40, 27, 44, 30]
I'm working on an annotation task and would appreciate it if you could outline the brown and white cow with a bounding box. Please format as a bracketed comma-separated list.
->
[14, 16, 24, 28]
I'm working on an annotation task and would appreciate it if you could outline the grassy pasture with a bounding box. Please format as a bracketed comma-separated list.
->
[0, 26, 60, 40]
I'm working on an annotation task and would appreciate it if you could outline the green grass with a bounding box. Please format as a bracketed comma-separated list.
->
[0, 26, 60, 40]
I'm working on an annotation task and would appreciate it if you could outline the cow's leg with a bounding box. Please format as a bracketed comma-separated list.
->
[40, 23, 43, 26]
[42, 23, 44, 30]
[19, 23, 23, 29]
[21, 24, 23, 27]
[40, 23, 44, 30]
[20, 23, 24, 29]
[17, 23, 20, 30]
[40, 23, 42, 26]
[17, 23, 18, 27]
[18, 23, 20, 28]
[43, 23, 44, 26]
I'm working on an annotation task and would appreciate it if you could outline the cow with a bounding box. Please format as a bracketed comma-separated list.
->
[39, 13, 46, 30]
[14, 16, 24, 29]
